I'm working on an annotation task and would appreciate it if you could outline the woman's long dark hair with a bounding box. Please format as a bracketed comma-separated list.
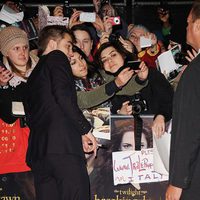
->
[72, 45, 103, 80]
[95, 41, 137, 70]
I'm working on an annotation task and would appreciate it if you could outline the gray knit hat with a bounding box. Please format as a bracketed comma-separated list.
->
[0, 26, 29, 56]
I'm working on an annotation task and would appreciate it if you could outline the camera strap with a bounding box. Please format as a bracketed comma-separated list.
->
[134, 115, 143, 150]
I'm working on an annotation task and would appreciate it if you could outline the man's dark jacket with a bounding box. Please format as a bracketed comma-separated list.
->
[24, 50, 91, 166]
[169, 54, 200, 199]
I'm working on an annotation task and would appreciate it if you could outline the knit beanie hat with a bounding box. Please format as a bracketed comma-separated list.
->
[0, 26, 29, 56]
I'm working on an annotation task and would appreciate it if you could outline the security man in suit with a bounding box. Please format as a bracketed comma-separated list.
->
[166, 2, 200, 200]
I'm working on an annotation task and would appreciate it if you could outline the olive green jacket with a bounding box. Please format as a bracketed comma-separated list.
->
[77, 71, 147, 109]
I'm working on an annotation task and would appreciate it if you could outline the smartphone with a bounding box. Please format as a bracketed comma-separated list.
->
[126, 60, 141, 70]
[80, 12, 96, 23]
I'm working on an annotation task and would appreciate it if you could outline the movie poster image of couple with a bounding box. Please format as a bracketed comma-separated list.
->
[89, 114, 171, 200]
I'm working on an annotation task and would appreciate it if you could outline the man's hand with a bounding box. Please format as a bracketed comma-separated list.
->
[82, 131, 97, 156]
[115, 68, 134, 88]
[186, 48, 197, 62]
[166, 184, 183, 200]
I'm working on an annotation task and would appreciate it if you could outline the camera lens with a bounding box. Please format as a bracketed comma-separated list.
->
[114, 18, 120, 24]
[133, 104, 142, 114]
[131, 93, 147, 115]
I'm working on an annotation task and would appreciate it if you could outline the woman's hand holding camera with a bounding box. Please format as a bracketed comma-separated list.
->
[118, 101, 133, 115]
[92, 14, 105, 33]
[99, 31, 110, 45]
[68, 10, 83, 29]
[115, 68, 134, 89]
[53, 5, 64, 17]
[103, 16, 113, 34]
[136, 61, 148, 81]
[0, 66, 13, 86]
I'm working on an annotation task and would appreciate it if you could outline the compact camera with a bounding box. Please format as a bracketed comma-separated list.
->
[110, 16, 121, 26]
[131, 92, 147, 115]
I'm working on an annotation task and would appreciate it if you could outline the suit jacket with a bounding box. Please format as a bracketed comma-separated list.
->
[169, 54, 200, 199]
[24, 50, 91, 166]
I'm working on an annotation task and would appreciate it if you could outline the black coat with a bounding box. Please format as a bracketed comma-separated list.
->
[0, 83, 26, 124]
[169, 54, 200, 199]
[111, 69, 174, 121]
[24, 50, 91, 166]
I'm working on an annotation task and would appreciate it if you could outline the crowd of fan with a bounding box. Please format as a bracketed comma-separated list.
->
[0, 0, 196, 199]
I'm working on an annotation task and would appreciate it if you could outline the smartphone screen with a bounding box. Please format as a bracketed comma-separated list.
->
[79, 12, 96, 23]
[126, 61, 141, 70]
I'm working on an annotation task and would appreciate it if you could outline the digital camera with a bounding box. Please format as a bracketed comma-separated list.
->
[110, 16, 121, 26]
[131, 92, 147, 115]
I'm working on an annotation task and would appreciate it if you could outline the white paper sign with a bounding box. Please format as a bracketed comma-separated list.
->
[153, 128, 171, 174]
[140, 36, 152, 48]
[156, 45, 182, 77]
[112, 148, 168, 185]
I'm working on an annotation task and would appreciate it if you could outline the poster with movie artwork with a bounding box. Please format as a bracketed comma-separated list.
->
[89, 115, 171, 200]
[83, 107, 111, 140]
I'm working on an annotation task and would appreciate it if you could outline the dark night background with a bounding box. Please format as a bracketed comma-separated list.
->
[0, 0, 193, 49]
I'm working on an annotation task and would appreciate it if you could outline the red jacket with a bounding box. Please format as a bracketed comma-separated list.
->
[138, 44, 161, 69]
[0, 118, 30, 174]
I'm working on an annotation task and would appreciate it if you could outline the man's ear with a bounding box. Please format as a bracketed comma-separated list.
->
[194, 19, 200, 33]
[48, 39, 57, 51]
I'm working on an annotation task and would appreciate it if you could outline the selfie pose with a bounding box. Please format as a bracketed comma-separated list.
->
[96, 41, 173, 138]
